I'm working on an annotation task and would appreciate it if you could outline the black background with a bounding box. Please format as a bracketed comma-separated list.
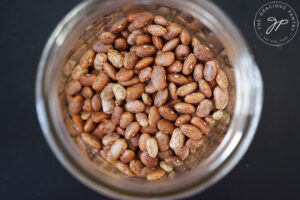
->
[0, 0, 299, 199]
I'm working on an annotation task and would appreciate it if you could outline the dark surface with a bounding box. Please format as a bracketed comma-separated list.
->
[0, 0, 299, 199]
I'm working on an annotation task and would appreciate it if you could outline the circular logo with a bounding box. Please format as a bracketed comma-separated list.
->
[254, 1, 298, 46]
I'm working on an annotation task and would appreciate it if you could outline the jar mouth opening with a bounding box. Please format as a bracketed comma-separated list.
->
[36, 0, 263, 199]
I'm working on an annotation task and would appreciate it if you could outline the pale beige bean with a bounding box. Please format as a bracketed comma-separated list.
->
[107, 49, 124, 68]
[94, 53, 107, 71]
[214, 86, 228, 110]
[169, 128, 185, 151]
[100, 83, 114, 100]
[147, 168, 165, 181]
[146, 138, 158, 158]
[212, 110, 224, 120]
[216, 68, 228, 89]
[112, 83, 126, 101]
[102, 98, 114, 114]
[160, 161, 173, 172]
[80, 50, 95, 69]
[108, 139, 127, 160]
[136, 113, 149, 127]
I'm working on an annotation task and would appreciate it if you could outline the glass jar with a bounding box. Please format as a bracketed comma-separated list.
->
[35, 0, 263, 199]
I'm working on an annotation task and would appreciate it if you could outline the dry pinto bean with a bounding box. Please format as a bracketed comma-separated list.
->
[84, 119, 96, 133]
[147, 168, 165, 181]
[130, 160, 144, 176]
[116, 126, 125, 136]
[184, 92, 205, 104]
[103, 62, 116, 80]
[167, 60, 183, 73]
[167, 74, 189, 85]
[99, 32, 116, 44]
[182, 53, 197, 75]
[163, 23, 183, 40]
[156, 131, 170, 151]
[216, 68, 228, 89]
[154, 88, 168, 107]
[158, 106, 178, 121]
[140, 151, 158, 168]
[83, 99, 93, 112]
[102, 98, 114, 114]
[193, 63, 203, 82]
[139, 133, 151, 152]
[191, 116, 210, 134]
[180, 124, 202, 140]
[68, 95, 84, 115]
[157, 119, 175, 134]
[124, 51, 139, 69]
[81, 86, 93, 99]
[91, 112, 110, 123]
[146, 137, 158, 158]
[136, 113, 149, 127]
[167, 99, 182, 109]
[193, 44, 214, 62]
[176, 82, 197, 96]
[145, 82, 157, 94]
[151, 66, 166, 91]
[107, 49, 124, 68]
[174, 102, 195, 114]
[120, 150, 135, 163]
[91, 94, 102, 111]
[114, 161, 135, 176]
[130, 134, 140, 147]
[148, 106, 160, 127]
[152, 35, 163, 50]
[115, 38, 128, 51]
[111, 84, 126, 101]
[175, 145, 189, 160]
[111, 106, 123, 125]
[196, 99, 213, 117]
[125, 100, 145, 113]
[92, 72, 110, 92]
[170, 128, 185, 151]
[175, 114, 191, 127]
[102, 132, 120, 146]
[204, 59, 218, 81]
[92, 41, 113, 53]
[72, 114, 84, 133]
[127, 30, 143, 45]
[81, 133, 101, 150]
[131, 12, 153, 29]
[100, 83, 114, 100]
[80, 50, 95, 69]
[204, 114, 216, 125]
[136, 45, 156, 57]
[169, 82, 177, 100]
[118, 76, 139, 86]
[119, 112, 134, 128]
[126, 83, 145, 100]
[99, 120, 116, 134]
[162, 38, 180, 52]
[158, 149, 173, 160]
[155, 52, 175, 66]
[175, 44, 190, 61]
[208, 80, 217, 90]
[135, 57, 154, 69]
[214, 86, 228, 110]
[180, 29, 191, 45]
[212, 110, 223, 120]
[164, 156, 183, 167]
[81, 111, 91, 120]
[116, 68, 134, 82]
[142, 93, 152, 105]
[136, 34, 151, 45]
[148, 25, 167, 36]
[138, 67, 152, 82]
[71, 65, 88, 80]
[79, 74, 96, 87]
[154, 15, 167, 26]
[186, 138, 204, 153]
[160, 161, 173, 172]
[65, 80, 82, 96]
[199, 79, 212, 98]
[110, 17, 128, 33]
[108, 138, 127, 160]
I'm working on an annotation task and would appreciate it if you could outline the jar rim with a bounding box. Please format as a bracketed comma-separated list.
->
[36, 0, 263, 199]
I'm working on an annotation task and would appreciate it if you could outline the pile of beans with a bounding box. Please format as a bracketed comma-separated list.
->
[65, 11, 229, 181]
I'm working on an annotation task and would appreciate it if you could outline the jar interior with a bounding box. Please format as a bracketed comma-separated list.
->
[49, 0, 237, 196]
